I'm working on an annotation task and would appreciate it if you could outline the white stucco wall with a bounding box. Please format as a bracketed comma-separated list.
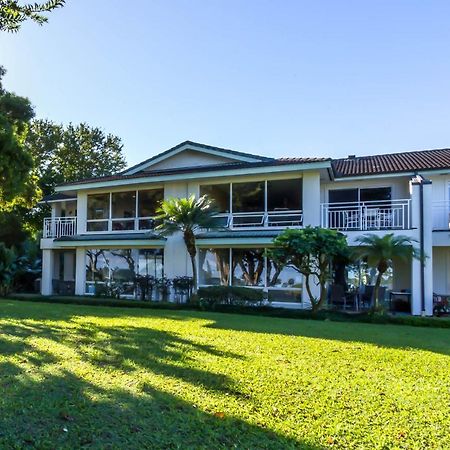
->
[433, 247, 450, 294]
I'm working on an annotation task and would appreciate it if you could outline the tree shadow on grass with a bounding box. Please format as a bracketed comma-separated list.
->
[0, 321, 321, 449]
[197, 312, 450, 356]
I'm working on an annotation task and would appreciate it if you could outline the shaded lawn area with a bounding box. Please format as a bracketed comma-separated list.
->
[0, 300, 448, 449]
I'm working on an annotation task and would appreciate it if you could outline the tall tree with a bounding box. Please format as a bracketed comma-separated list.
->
[23, 119, 126, 234]
[26, 119, 127, 196]
[155, 195, 219, 295]
[0, 65, 40, 212]
[0, 0, 65, 32]
[354, 234, 420, 310]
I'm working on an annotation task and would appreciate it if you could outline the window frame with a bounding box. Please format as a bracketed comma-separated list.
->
[86, 188, 163, 233]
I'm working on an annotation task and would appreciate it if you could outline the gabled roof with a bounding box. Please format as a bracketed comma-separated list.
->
[123, 140, 274, 175]
[332, 148, 450, 178]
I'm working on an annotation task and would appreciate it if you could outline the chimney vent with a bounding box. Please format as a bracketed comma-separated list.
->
[348, 154, 356, 159]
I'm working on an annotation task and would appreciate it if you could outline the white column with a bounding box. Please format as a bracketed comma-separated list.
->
[75, 248, 86, 295]
[163, 182, 189, 279]
[77, 192, 87, 234]
[410, 179, 433, 316]
[302, 171, 321, 226]
[301, 171, 321, 307]
[41, 249, 54, 295]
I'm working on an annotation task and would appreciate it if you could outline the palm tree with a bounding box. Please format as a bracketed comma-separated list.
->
[354, 233, 420, 310]
[155, 195, 219, 295]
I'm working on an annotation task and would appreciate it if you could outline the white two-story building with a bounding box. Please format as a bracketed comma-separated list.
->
[40, 141, 450, 315]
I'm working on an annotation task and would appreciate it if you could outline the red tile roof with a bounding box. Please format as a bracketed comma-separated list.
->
[332, 148, 450, 178]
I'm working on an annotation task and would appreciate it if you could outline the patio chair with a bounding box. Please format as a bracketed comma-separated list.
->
[329, 284, 352, 310]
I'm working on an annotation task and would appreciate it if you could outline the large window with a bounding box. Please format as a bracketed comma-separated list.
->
[87, 193, 109, 231]
[232, 248, 266, 287]
[200, 184, 230, 213]
[199, 248, 230, 286]
[86, 188, 163, 232]
[267, 179, 302, 211]
[138, 189, 164, 229]
[232, 181, 265, 213]
[85, 248, 163, 296]
[112, 191, 136, 231]
[199, 179, 303, 228]
[329, 187, 391, 204]
[198, 247, 303, 302]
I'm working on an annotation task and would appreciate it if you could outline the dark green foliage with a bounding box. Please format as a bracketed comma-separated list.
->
[8, 295, 449, 329]
[0, 0, 65, 32]
[0, 66, 37, 208]
[26, 120, 127, 194]
[198, 286, 264, 309]
[0, 244, 20, 296]
[24, 119, 126, 233]
[268, 227, 348, 312]
[354, 233, 420, 310]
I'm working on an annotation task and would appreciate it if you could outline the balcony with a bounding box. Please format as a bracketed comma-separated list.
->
[320, 199, 411, 231]
[216, 210, 303, 230]
[43, 217, 77, 238]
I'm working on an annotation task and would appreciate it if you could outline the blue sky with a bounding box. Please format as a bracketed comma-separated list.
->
[2, 0, 450, 167]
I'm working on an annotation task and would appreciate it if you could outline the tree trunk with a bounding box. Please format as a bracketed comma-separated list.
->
[304, 274, 318, 312]
[190, 254, 198, 294]
[373, 271, 384, 310]
[183, 230, 197, 294]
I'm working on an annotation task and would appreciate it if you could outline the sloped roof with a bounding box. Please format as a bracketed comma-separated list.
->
[59, 157, 330, 187]
[123, 140, 275, 175]
[332, 148, 450, 178]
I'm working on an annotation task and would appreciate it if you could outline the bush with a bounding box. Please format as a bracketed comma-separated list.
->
[198, 286, 264, 309]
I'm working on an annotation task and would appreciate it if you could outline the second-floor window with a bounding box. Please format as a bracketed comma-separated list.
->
[200, 179, 302, 214]
[87, 189, 163, 232]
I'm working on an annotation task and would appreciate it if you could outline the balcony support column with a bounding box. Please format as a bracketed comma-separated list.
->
[410, 177, 433, 316]
[41, 249, 54, 295]
[75, 248, 86, 296]
[302, 171, 321, 226]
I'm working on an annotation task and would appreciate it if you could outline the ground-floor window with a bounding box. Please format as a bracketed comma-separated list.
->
[85, 248, 163, 297]
[198, 247, 303, 303]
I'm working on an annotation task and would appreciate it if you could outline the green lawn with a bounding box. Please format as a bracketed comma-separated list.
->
[0, 300, 449, 449]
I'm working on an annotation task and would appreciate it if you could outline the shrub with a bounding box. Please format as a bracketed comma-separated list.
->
[198, 286, 264, 309]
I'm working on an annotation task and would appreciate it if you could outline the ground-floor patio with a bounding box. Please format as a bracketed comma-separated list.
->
[41, 241, 441, 315]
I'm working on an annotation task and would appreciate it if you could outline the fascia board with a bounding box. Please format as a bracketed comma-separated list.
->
[56, 161, 331, 192]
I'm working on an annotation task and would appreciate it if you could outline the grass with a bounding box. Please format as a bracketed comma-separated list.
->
[0, 300, 449, 449]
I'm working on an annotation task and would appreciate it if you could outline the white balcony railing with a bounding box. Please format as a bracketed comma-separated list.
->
[215, 210, 303, 230]
[432, 201, 450, 230]
[43, 217, 77, 238]
[320, 199, 411, 231]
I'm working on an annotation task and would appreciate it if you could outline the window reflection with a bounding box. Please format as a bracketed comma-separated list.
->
[232, 181, 265, 212]
[199, 248, 230, 285]
[232, 248, 265, 286]
[85, 248, 164, 296]
[200, 184, 230, 213]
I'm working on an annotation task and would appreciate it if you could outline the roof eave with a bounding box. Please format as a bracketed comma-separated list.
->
[56, 160, 332, 192]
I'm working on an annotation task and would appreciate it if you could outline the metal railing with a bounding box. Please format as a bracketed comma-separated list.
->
[432, 201, 450, 230]
[320, 199, 411, 231]
[43, 217, 77, 238]
[215, 210, 303, 230]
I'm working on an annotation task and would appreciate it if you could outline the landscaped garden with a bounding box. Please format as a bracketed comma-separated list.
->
[0, 300, 449, 449]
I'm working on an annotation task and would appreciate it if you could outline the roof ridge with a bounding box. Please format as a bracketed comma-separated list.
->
[334, 147, 450, 161]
